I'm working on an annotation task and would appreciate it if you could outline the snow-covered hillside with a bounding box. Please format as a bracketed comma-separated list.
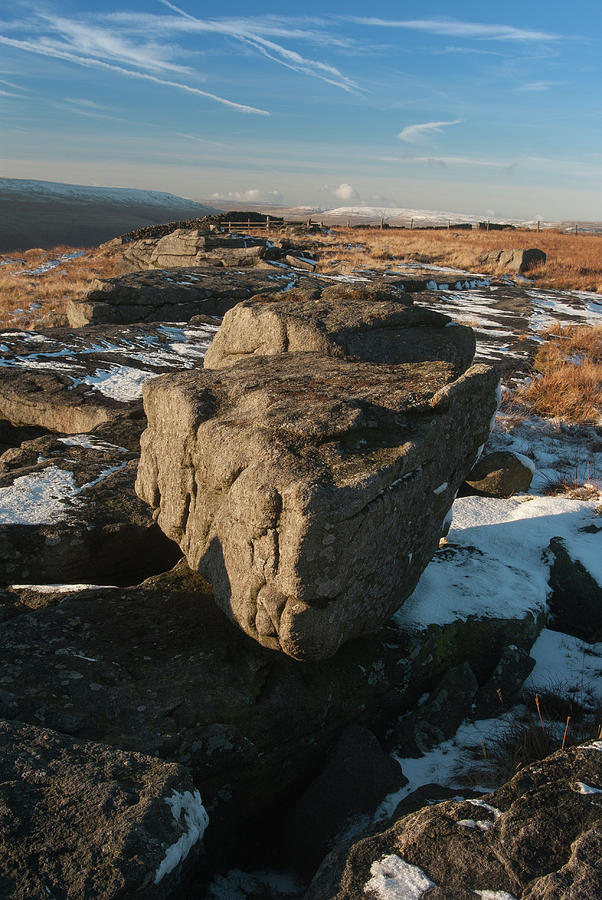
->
[320, 205, 546, 228]
[0, 178, 217, 212]
[0, 178, 220, 251]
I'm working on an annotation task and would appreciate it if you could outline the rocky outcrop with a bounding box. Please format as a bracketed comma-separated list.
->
[0, 321, 218, 432]
[0, 719, 208, 899]
[67, 267, 319, 327]
[115, 229, 272, 275]
[547, 536, 602, 642]
[465, 449, 535, 497]
[478, 247, 547, 273]
[67, 268, 414, 328]
[0, 419, 180, 587]
[203, 287, 475, 375]
[307, 742, 602, 899]
[136, 346, 499, 659]
[0, 561, 542, 872]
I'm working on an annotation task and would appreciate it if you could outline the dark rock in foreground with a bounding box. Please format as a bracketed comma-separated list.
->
[0, 719, 208, 899]
[307, 742, 602, 899]
[0, 561, 541, 875]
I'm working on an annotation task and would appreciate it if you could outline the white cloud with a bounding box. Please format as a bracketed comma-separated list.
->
[517, 81, 563, 92]
[211, 188, 284, 203]
[351, 17, 560, 43]
[333, 183, 360, 201]
[397, 119, 462, 143]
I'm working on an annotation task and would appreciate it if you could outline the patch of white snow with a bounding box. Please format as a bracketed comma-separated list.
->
[364, 854, 436, 899]
[154, 790, 209, 884]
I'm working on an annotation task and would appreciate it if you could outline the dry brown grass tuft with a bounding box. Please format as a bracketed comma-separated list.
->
[0, 245, 119, 329]
[510, 325, 602, 425]
[314, 227, 602, 292]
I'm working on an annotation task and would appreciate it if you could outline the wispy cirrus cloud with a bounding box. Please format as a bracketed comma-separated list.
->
[397, 119, 463, 143]
[0, 33, 269, 115]
[517, 80, 565, 92]
[380, 154, 517, 173]
[349, 17, 560, 43]
[154, 0, 360, 92]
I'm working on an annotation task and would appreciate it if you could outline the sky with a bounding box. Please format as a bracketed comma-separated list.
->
[1, 1, 602, 220]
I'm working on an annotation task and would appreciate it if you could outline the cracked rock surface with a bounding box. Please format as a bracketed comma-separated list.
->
[136, 346, 499, 659]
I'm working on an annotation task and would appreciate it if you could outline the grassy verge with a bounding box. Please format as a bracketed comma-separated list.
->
[0, 246, 119, 328]
[314, 227, 602, 293]
[507, 325, 602, 425]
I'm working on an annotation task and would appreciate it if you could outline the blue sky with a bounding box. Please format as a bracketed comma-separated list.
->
[1, 1, 601, 219]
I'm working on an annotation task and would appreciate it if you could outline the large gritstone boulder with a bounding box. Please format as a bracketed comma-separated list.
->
[136, 353, 499, 660]
[204, 288, 475, 376]
[115, 228, 271, 275]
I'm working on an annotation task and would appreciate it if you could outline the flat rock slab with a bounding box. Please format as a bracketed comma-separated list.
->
[114, 228, 273, 275]
[0, 562, 540, 864]
[0, 719, 208, 900]
[0, 422, 180, 586]
[67, 267, 314, 327]
[308, 742, 602, 899]
[136, 353, 499, 659]
[0, 321, 218, 432]
[67, 267, 416, 327]
[204, 286, 475, 376]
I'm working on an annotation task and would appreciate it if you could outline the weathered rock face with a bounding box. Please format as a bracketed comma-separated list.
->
[477, 247, 547, 273]
[204, 288, 475, 375]
[136, 351, 499, 659]
[115, 229, 271, 275]
[67, 267, 320, 327]
[67, 268, 415, 328]
[0, 719, 208, 900]
[307, 742, 602, 899]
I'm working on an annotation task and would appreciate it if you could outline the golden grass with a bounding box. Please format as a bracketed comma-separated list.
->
[314, 227, 602, 293]
[0, 246, 119, 329]
[509, 325, 602, 425]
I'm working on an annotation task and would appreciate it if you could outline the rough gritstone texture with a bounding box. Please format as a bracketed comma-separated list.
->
[114, 228, 272, 275]
[0, 719, 207, 900]
[66, 267, 322, 327]
[477, 247, 547, 273]
[136, 353, 499, 659]
[0, 561, 542, 866]
[306, 742, 602, 900]
[204, 288, 475, 376]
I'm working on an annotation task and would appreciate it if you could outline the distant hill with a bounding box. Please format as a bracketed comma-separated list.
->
[0, 178, 220, 251]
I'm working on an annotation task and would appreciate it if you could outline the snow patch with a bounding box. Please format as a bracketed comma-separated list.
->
[574, 782, 602, 794]
[10, 583, 110, 593]
[524, 630, 602, 708]
[457, 819, 492, 831]
[364, 854, 436, 899]
[154, 790, 209, 884]
[77, 365, 155, 401]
